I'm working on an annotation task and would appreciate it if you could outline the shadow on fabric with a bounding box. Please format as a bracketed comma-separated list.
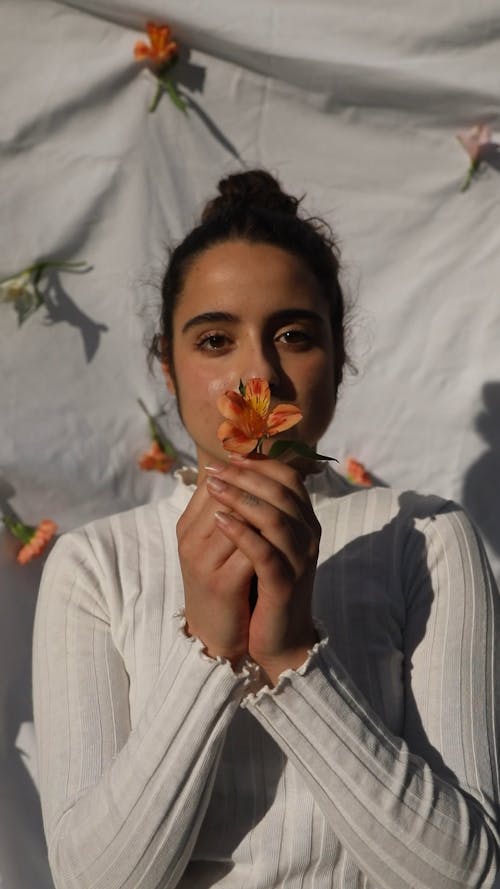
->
[41, 270, 108, 363]
[0, 529, 54, 889]
[462, 381, 500, 559]
[314, 493, 461, 785]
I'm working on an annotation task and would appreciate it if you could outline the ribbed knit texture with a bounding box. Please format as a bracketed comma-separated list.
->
[32, 469, 500, 888]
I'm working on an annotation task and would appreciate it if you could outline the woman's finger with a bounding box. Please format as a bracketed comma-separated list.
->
[205, 459, 315, 525]
[213, 510, 295, 593]
[177, 482, 238, 568]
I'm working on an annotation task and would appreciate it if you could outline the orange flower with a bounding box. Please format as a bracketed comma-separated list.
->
[3, 515, 58, 564]
[138, 439, 175, 473]
[217, 378, 303, 456]
[134, 22, 178, 65]
[346, 457, 373, 487]
[137, 398, 177, 473]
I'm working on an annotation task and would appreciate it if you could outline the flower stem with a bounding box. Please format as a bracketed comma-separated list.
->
[150, 64, 188, 114]
[163, 77, 187, 112]
[3, 516, 35, 544]
[27, 260, 88, 275]
[460, 161, 478, 192]
[149, 81, 164, 113]
[137, 399, 176, 458]
[0, 260, 87, 286]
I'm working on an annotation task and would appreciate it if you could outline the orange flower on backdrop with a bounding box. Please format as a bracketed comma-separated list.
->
[138, 439, 175, 473]
[217, 378, 303, 456]
[137, 398, 177, 474]
[3, 516, 57, 565]
[134, 22, 187, 113]
[345, 457, 374, 487]
[457, 123, 492, 192]
[134, 22, 178, 65]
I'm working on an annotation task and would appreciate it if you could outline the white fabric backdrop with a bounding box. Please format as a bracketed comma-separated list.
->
[1, 1, 499, 884]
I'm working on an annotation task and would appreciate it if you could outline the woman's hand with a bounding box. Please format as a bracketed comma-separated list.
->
[176, 481, 255, 665]
[205, 457, 320, 685]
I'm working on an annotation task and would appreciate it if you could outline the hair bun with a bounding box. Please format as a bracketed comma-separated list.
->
[201, 170, 299, 224]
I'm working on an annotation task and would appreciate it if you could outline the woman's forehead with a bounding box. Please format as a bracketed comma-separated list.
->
[178, 240, 325, 315]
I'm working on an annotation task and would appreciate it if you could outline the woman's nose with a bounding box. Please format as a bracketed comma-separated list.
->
[242, 342, 280, 391]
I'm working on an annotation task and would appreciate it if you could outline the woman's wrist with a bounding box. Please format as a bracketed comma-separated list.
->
[255, 632, 319, 687]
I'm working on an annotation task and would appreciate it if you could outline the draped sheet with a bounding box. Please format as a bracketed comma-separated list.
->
[1, 2, 499, 885]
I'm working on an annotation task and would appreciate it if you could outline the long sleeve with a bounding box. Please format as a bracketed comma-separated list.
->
[244, 495, 500, 888]
[33, 521, 254, 889]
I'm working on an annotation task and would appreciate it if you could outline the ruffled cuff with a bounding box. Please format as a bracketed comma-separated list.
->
[240, 628, 330, 707]
[174, 610, 265, 696]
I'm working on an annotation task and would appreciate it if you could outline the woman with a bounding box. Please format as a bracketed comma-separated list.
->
[33, 170, 500, 888]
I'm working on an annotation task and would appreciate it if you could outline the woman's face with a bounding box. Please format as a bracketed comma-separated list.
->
[165, 240, 337, 473]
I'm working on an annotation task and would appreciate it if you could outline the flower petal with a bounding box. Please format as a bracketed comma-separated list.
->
[245, 378, 270, 418]
[134, 40, 153, 60]
[266, 403, 303, 436]
[138, 440, 174, 472]
[16, 519, 57, 564]
[457, 124, 492, 162]
[217, 421, 259, 455]
[217, 392, 266, 437]
[216, 390, 248, 423]
[346, 457, 373, 487]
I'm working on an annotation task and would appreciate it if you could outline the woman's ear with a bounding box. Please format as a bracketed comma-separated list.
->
[159, 336, 176, 395]
[161, 360, 176, 396]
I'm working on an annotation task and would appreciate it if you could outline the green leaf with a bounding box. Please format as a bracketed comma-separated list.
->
[153, 426, 177, 458]
[268, 440, 338, 462]
[239, 379, 246, 396]
[3, 516, 35, 544]
[164, 78, 188, 112]
[137, 399, 177, 459]
[15, 288, 43, 326]
[149, 81, 163, 113]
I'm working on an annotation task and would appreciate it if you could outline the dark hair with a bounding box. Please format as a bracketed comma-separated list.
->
[151, 169, 349, 394]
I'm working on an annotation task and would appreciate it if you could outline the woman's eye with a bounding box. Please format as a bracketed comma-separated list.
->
[276, 329, 312, 347]
[196, 333, 231, 352]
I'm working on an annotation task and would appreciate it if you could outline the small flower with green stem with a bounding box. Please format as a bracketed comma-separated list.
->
[3, 515, 58, 565]
[134, 22, 187, 114]
[345, 457, 374, 487]
[457, 124, 492, 192]
[137, 398, 177, 473]
[217, 378, 337, 462]
[0, 259, 88, 325]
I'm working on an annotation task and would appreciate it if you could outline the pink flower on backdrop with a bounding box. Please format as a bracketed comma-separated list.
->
[457, 124, 493, 192]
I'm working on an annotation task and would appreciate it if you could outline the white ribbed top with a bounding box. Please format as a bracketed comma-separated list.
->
[32, 468, 500, 888]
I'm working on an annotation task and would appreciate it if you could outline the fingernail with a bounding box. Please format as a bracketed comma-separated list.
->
[204, 463, 225, 474]
[206, 476, 227, 493]
[214, 510, 232, 525]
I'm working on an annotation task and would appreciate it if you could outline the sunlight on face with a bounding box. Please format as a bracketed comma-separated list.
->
[164, 240, 337, 470]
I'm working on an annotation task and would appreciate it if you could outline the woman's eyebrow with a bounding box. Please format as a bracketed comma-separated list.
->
[182, 311, 239, 333]
[181, 308, 323, 334]
[270, 309, 324, 324]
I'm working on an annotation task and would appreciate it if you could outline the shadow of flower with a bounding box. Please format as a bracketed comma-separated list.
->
[462, 381, 500, 558]
[41, 269, 108, 363]
[150, 48, 244, 164]
[481, 141, 500, 173]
